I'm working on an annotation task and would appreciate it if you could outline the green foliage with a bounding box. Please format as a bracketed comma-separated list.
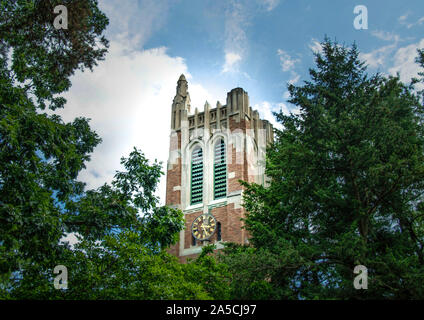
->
[0, 0, 109, 110]
[0, 1, 229, 300]
[219, 243, 297, 300]
[6, 231, 232, 300]
[185, 245, 232, 300]
[8, 231, 216, 300]
[0, 0, 108, 286]
[223, 38, 424, 299]
[1, 0, 102, 298]
[2, 145, 195, 299]
[64, 148, 184, 249]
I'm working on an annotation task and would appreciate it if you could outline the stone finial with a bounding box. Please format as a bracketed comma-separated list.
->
[172, 74, 190, 130]
[177, 74, 188, 96]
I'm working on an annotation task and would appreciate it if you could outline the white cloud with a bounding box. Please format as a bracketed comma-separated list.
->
[221, 0, 249, 73]
[254, 101, 300, 130]
[359, 43, 397, 69]
[259, 0, 280, 11]
[52, 0, 220, 206]
[398, 13, 409, 23]
[389, 38, 424, 89]
[406, 17, 424, 29]
[371, 30, 400, 42]
[220, 0, 282, 73]
[100, 0, 170, 49]
[57, 41, 214, 205]
[309, 38, 324, 55]
[277, 49, 300, 72]
[411, 16, 424, 28]
[288, 72, 300, 85]
[222, 52, 242, 73]
[360, 37, 424, 89]
[254, 101, 281, 130]
[398, 12, 424, 29]
[277, 49, 301, 85]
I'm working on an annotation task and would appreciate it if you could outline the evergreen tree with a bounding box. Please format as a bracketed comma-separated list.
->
[223, 38, 424, 299]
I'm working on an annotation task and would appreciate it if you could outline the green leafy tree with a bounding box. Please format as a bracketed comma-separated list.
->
[0, 0, 109, 290]
[223, 38, 424, 299]
[63, 148, 184, 248]
[185, 244, 232, 300]
[0, 2, 231, 299]
[3, 144, 232, 299]
[10, 230, 214, 300]
[0, 0, 109, 110]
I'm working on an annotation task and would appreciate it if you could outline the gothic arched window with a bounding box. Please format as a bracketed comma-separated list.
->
[214, 138, 227, 199]
[190, 146, 203, 205]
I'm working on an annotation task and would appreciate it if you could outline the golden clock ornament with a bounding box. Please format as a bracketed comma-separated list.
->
[191, 213, 217, 241]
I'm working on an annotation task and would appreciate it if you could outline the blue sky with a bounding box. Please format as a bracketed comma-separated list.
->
[134, 0, 424, 106]
[57, 0, 424, 204]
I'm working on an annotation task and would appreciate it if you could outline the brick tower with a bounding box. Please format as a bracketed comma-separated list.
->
[166, 75, 273, 262]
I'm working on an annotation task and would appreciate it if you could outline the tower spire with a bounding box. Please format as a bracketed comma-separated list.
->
[176, 74, 188, 96]
[171, 74, 190, 129]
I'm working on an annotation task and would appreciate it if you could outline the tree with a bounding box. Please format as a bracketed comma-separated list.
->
[184, 244, 232, 300]
[415, 48, 424, 102]
[0, 1, 231, 299]
[219, 243, 296, 300]
[0, 0, 109, 289]
[0, 0, 109, 110]
[63, 148, 184, 248]
[223, 38, 424, 299]
[3, 147, 233, 300]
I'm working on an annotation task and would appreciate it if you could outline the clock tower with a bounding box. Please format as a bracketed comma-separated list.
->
[166, 75, 273, 262]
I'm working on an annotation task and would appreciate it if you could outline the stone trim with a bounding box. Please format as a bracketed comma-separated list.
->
[184, 203, 203, 214]
[180, 241, 226, 257]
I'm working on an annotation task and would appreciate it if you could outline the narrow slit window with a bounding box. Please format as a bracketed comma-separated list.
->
[217, 222, 222, 241]
[191, 146, 203, 205]
[214, 139, 227, 199]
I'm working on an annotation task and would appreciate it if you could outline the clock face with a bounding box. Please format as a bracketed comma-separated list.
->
[191, 214, 217, 241]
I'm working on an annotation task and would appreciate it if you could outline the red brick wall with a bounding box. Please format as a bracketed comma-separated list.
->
[183, 210, 203, 249]
[167, 112, 254, 263]
[166, 130, 181, 258]
[165, 131, 181, 206]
